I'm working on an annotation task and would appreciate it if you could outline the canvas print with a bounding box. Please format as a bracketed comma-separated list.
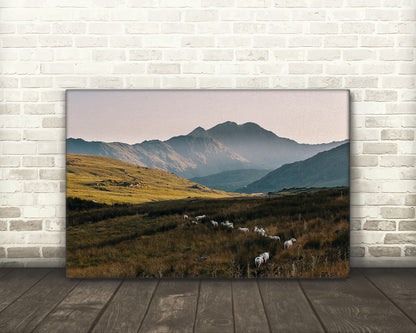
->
[66, 90, 350, 278]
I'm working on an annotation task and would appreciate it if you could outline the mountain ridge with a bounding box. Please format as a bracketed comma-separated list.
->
[67, 121, 347, 179]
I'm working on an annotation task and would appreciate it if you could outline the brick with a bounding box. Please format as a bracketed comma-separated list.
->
[44, 219, 65, 232]
[24, 129, 60, 141]
[365, 90, 398, 102]
[10, 220, 42, 231]
[381, 207, 415, 219]
[379, 49, 414, 61]
[288, 36, 321, 47]
[162, 77, 196, 88]
[0, 248, 5, 258]
[274, 49, 304, 61]
[39, 169, 65, 180]
[130, 50, 161, 61]
[307, 49, 340, 61]
[341, 22, 375, 34]
[147, 63, 180, 74]
[368, 247, 401, 257]
[399, 221, 416, 231]
[23, 157, 54, 168]
[236, 50, 268, 61]
[289, 63, 322, 74]
[252, 36, 286, 48]
[405, 196, 416, 206]
[364, 220, 396, 231]
[385, 233, 416, 245]
[236, 77, 269, 88]
[42, 247, 65, 258]
[6, 169, 37, 180]
[42, 117, 65, 128]
[182, 36, 215, 47]
[344, 77, 378, 88]
[343, 49, 376, 61]
[0, 220, 7, 231]
[7, 247, 40, 258]
[308, 77, 342, 88]
[92, 49, 126, 61]
[269, 22, 303, 34]
[325, 36, 357, 48]
[233, 23, 266, 34]
[148, 10, 181, 22]
[381, 129, 414, 141]
[350, 246, 365, 257]
[405, 247, 416, 256]
[351, 220, 362, 231]
[326, 63, 359, 75]
[363, 143, 397, 154]
[161, 23, 194, 34]
[184, 10, 218, 22]
[0, 130, 21, 141]
[0, 157, 20, 167]
[202, 50, 234, 61]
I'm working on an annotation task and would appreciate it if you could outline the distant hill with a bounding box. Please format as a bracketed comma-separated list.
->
[190, 169, 270, 192]
[238, 143, 349, 194]
[67, 121, 347, 179]
[67, 154, 238, 204]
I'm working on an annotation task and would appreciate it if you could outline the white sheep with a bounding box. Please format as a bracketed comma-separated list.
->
[255, 256, 264, 268]
[260, 252, 270, 263]
[191, 220, 198, 225]
[195, 215, 206, 221]
[284, 238, 297, 249]
[269, 235, 281, 242]
[183, 214, 189, 220]
[238, 227, 249, 232]
[211, 220, 218, 227]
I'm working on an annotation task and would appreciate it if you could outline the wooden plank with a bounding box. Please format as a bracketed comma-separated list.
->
[138, 280, 199, 333]
[195, 281, 233, 333]
[362, 268, 416, 324]
[32, 279, 121, 333]
[0, 268, 12, 279]
[0, 269, 78, 333]
[0, 268, 50, 312]
[91, 280, 158, 333]
[259, 280, 324, 333]
[232, 280, 270, 333]
[301, 270, 416, 333]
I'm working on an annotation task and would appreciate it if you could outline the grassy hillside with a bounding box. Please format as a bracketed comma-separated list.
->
[190, 169, 270, 192]
[239, 143, 349, 194]
[67, 188, 349, 278]
[67, 154, 238, 205]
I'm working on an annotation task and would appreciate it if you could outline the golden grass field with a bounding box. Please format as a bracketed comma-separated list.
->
[67, 154, 239, 205]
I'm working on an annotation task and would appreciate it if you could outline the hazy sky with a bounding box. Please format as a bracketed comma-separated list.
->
[67, 90, 349, 145]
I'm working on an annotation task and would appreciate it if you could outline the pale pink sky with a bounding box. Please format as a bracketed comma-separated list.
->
[67, 90, 349, 144]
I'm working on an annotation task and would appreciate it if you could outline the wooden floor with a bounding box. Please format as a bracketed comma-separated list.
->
[0, 269, 415, 333]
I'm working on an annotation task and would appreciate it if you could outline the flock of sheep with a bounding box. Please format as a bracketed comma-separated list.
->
[183, 214, 297, 269]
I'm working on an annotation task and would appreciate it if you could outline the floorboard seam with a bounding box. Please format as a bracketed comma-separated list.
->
[136, 279, 160, 333]
[192, 280, 201, 333]
[256, 280, 272, 333]
[0, 269, 52, 316]
[231, 281, 236, 333]
[298, 280, 328, 333]
[30, 278, 82, 333]
[361, 270, 416, 327]
[87, 279, 124, 333]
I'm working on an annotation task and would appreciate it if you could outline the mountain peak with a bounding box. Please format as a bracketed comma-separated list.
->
[188, 126, 206, 137]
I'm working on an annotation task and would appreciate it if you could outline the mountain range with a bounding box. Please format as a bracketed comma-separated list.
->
[67, 121, 346, 179]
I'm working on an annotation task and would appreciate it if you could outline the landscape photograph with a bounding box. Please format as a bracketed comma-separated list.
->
[66, 90, 350, 278]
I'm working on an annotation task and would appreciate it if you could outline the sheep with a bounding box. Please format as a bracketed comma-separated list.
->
[195, 215, 206, 221]
[226, 222, 234, 229]
[261, 252, 270, 263]
[284, 238, 297, 249]
[254, 227, 266, 236]
[255, 256, 264, 268]
[183, 214, 189, 220]
[238, 227, 249, 232]
[269, 235, 281, 242]
[191, 220, 198, 225]
[211, 220, 219, 227]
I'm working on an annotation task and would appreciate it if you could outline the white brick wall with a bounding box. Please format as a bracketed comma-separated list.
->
[0, 0, 415, 268]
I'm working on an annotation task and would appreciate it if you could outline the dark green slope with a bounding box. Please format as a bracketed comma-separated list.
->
[238, 143, 349, 194]
[190, 168, 270, 192]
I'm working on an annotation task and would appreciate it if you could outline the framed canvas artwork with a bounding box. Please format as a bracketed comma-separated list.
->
[66, 90, 350, 278]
